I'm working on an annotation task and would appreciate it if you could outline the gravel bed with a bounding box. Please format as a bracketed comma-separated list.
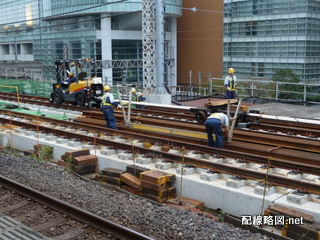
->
[0, 151, 275, 240]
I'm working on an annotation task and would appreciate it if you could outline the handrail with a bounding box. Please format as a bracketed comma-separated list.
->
[0, 85, 20, 107]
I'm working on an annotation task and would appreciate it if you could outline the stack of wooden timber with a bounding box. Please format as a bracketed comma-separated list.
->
[265, 204, 320, 240]
[119, 165, 150, 196]
[101, 167, 125, 187]
[61, 149, 97, 175]
[101, 165, 177, 203]
[139, 170, 176, 203]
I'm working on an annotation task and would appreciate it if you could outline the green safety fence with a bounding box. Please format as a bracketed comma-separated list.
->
[0, 78, 53, 98]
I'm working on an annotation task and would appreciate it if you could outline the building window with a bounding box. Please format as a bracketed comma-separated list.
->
[1, 45, 10, 55]
[258, 63, 264, 77]
[245, 21, 258, 36]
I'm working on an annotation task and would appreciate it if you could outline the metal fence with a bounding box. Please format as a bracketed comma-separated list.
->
[169, 78, 320, 104]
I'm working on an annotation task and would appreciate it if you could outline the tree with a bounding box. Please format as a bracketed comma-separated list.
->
[272, 69, 302, 100]
[272, 69, 300, 83]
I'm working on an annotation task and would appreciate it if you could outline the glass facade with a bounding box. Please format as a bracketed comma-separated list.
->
[0, 0, 182, 83]
[223, 0, 320, 81]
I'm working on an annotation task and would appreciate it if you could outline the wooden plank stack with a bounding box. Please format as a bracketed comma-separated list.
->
[139, 170, 176, 203]
[101, 167, 125, 187]
[60, 149, 97, 175]
[264, 204, 320, 240]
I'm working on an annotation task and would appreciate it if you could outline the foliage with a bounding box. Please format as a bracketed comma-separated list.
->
[32, 145, 53, 162]
[272, 69, 300, 83]
[272, 69, 303, 100]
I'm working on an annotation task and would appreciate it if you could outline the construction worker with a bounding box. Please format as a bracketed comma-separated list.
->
[205, 112, 230, 148]
[70, 61, 77, 77]
[131, 88, 146, 109]
[66, 73, 77, 85]
[224, 68, 237, 99]
[101, 85, 121, 129]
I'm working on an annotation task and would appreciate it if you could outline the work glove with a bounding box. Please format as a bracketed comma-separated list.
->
[117, 105, 122, 109]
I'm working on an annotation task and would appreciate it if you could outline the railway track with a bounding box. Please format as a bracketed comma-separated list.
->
[0, 110, 319, 195]
[1, 92, 320, 139]
[0, 175, 154, 240]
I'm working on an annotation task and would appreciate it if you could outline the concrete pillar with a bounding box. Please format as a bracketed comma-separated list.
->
[100, 14, 113, 86]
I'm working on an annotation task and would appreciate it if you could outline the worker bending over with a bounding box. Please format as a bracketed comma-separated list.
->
[205, 112, 230, 148]
[101, 85, 121, 129]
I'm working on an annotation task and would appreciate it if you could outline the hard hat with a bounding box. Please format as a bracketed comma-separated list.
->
[71, 62, 76, 66]
[228, 68, 235, 74]
[69, 73, 73, 77]
[131, 88, 136, 94]
[104, 85, 111, 91]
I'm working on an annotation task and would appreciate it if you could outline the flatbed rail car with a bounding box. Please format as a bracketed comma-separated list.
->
[190, 98, 249, 124]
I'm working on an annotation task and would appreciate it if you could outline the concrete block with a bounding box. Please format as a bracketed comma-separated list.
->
[187, 151, 202, 159]
[176, 166, 194, 175]
[226, 178, 247, 189]
[14, 128, 26, 134]
[56, 138, 69, 144]
[136, 157, 153, 164]
[68, 141, 82, 147]
[101, 147, 117, 155]
[36, 133, 46, 139]
[76, 130, 88, 135]
[155, 161, 174, 170]
[45, 135, 58, 141]
[254, 186, 276, 196]
[118, 153, 132, 160]
[82, 144, 95, 150]
[211, 157, 224, 163]
[200, 172, 220, 182]
[168, 149, 180, 155]
[287, 193, 308, 205]
[223, 158, 235, 164]
[286, 172, 302, 180]
[55, 126, 66, 131]
[115, 137, 129, 143]
[25, 130, 36, 136]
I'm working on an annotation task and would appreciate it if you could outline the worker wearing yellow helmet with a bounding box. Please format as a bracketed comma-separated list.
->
[100, 85, 121, 129]
[224, 68, 237, 99]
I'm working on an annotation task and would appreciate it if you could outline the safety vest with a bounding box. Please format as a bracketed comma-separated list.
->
[102, 93, 112, 106]
[225, 75, 237, 91]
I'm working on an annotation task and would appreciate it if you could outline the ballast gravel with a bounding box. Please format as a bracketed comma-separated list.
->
[0, 151, 275, 240]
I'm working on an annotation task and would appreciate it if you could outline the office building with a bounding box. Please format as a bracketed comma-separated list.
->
[0, 0, 182, 85]
[223, 0, 320, 81]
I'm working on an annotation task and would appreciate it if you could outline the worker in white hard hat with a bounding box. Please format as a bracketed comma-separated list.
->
[100, 85, 121, 129]
[224, 68, 237, 99]
[70, 61, 77, 77]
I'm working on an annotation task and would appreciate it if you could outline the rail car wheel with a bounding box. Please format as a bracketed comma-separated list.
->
[75, 93, 86, 106]
[53, 90, 63, 105]
[195, 111, 207, 124]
